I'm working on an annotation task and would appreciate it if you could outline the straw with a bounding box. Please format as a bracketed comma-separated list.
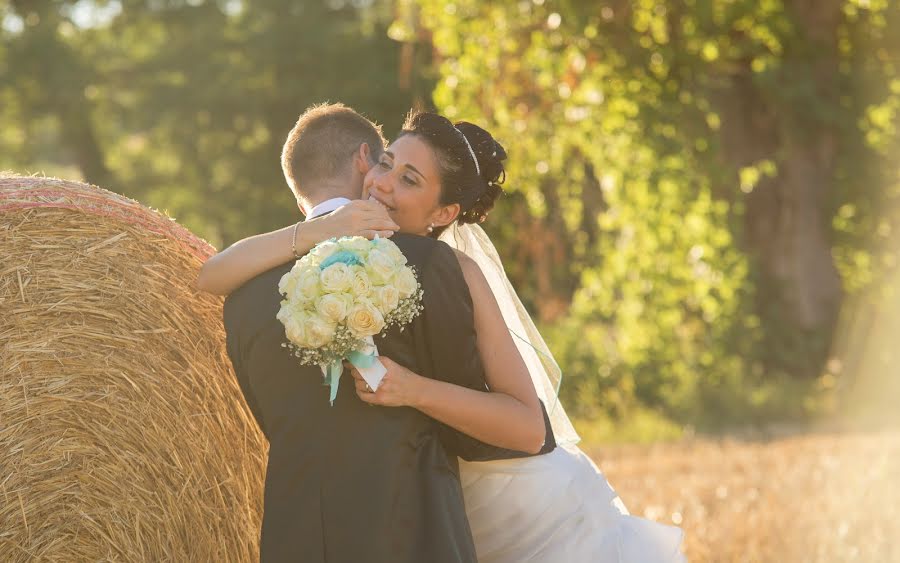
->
[0, 174, 266, 562]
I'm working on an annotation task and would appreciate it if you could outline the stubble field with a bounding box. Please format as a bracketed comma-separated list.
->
[589, 431, 900, 562]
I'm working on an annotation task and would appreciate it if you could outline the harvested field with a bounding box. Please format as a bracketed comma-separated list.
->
[588, 431, 900, 562]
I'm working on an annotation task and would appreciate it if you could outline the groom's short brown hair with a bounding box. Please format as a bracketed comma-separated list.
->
[281, 103, 386, 199]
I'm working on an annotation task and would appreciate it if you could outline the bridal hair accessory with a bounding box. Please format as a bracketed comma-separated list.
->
[456, 127, 480, 176]
[277, 235, 424, 405]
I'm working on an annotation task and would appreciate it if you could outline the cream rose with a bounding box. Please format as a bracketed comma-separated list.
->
[292, 266, 321, 302]
[309, 240, 341, 262]
[339, 236, 373, 257]
[374, 285, 400, 315]
[393, 267, 419, 299]
[346, 301, 385, 338]
[365, 249, 396, 284]
[275, 302, 291, 324]
[305, 314, 337, 348]
[277, 308, 311, 347]
[319, 262, 353, 293]
[278, 270, 297, 297]
[286, 318, 311, 347]
[350, 267, 372, 298]
[373, 237, 406, 265]
[316, 293, 351, 323]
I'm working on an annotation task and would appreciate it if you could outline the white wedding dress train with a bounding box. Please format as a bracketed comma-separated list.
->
[459, 445, 686, 562]
[442, 224, 686, 562]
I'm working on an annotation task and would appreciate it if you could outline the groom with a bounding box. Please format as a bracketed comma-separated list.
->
[223, 103, 554, 563]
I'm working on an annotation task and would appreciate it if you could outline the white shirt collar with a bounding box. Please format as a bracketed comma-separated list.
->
[306, 197, 352, 220]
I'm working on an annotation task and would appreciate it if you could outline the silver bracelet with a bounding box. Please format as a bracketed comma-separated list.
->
[291, 221, 302, 259]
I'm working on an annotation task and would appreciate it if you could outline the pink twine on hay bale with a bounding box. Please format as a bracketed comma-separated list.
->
[0, 176, 216, 262]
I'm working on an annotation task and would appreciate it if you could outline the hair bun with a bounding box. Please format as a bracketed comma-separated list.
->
[455, 122, 507, 186]
[454, 121, 507, 224]
[458, 181, 503, 225]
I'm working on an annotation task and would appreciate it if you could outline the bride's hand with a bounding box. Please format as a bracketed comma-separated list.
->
[310, 200, 399, 240]
[349, 357, 426, 407]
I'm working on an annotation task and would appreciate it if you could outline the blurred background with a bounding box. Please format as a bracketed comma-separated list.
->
[3, 1, 899, 560]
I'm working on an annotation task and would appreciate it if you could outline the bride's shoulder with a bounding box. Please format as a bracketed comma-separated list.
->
[449, 247, 473, 265]
[449, 249, 491, 299]
[402, 238, 488, 295]
[448, 247, 477, 275]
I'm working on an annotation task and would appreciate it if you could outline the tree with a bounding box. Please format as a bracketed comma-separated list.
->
[402, 0, 900, 421]
[0, 0, 423, 246]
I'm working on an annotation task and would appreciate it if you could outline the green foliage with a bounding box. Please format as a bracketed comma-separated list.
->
[0, 0, 422, 247]
[3, 0, 899, 437]
[408, 0, 900, 430]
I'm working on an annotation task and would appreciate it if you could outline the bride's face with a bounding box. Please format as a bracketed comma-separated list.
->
[362, 135, 459, 236]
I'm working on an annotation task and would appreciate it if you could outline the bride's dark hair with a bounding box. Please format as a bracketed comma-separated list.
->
[398, 111, 507, 236]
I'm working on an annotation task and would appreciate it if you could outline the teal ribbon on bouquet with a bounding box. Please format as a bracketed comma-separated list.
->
[319, 250, 363, 269]
[322, 348, 379, 406]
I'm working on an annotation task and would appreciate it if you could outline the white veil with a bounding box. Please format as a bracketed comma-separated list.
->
[440, 223, 580, 446]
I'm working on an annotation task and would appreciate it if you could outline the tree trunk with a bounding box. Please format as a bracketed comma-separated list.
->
[57, 102, 114, 189]
[713, 0, 844, 376]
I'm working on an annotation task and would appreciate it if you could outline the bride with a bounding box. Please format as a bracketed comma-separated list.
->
[198, 108, 685, 562]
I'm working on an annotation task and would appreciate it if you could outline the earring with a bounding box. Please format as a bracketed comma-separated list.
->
[427, 223, 434, 233]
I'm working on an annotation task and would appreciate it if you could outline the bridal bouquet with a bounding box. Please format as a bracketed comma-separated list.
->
[276, 236, 423, 404]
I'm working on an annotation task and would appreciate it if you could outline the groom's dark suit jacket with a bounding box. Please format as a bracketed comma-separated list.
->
[224, 233, 555, 563]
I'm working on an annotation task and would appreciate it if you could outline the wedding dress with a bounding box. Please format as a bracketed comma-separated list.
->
[441, 225, 686, 563]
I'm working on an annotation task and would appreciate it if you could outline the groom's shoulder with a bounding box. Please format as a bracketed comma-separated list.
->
[389, 233, 453, 266]
[224, 261, 293, 318]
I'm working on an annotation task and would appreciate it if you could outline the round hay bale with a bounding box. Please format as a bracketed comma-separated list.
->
[0, 175, 266, 562]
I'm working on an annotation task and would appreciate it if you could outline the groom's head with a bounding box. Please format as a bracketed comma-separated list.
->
[281, 103, 386, 214]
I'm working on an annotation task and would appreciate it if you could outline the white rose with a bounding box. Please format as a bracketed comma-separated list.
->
[346, 301, 385, 338]
[338, 236, 373, 257]
[393, 267, 419, 299]
[310, 240, 341, 262]
[373, 237, 406, 265]
[305, 314, 337, 348]
[276, 302, 291, 323]
[366, 249, 396, 284]
[350, 267, 372, 298]
[316, 293, 351, 323]
[374, 285, 400, 315]
[319, 263, 353, 293]
[286, 318, 310, 347]
[279, 308, 311, 347]
[293, 266, 321, 302]
[278, 271, 298, 297]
